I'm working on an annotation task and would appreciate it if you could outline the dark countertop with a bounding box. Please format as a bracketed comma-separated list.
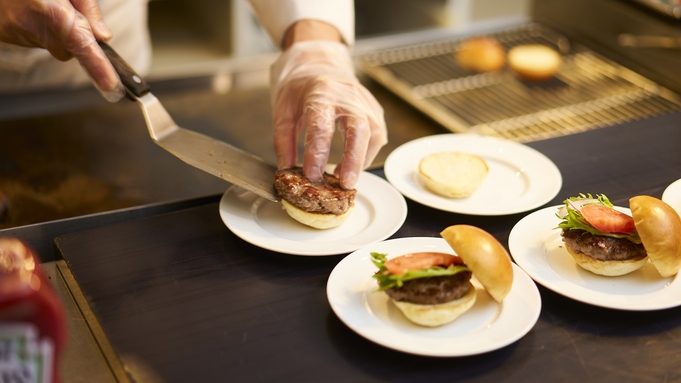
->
[48, 111, 681, 383]
[1, 22, 681, 380]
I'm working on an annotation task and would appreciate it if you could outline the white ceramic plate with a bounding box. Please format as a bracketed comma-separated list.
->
[219, 171, 407, 256]
[509, 205, 681, 310]
[662, 178, 681, 216]
[326, 237, 541, 356]
[384, 134, 562, 216]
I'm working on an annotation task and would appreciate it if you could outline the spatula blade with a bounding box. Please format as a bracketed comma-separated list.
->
[157, 128, 279, 202]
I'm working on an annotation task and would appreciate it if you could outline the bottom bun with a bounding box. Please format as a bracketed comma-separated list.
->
[391, 286, 477, 327]
[281, 199, 354, 229]
[565, 245, 648, 276]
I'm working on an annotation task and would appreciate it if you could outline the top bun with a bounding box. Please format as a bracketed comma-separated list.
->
[418, 152, 488, 198]
[440, 225, 513, 302]
[630, 195, 681, 277]
[455, 37, 506, 73]
[507, 44, 561, 81]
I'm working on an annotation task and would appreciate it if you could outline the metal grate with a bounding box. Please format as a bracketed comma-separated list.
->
[360, 23, 681, 142]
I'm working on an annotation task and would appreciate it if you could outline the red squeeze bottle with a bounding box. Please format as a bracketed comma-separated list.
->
[0, 237, 67, 383]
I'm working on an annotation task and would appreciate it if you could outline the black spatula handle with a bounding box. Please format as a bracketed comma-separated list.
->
[98, 41, 151, 98]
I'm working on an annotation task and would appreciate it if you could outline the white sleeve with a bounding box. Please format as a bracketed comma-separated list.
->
[247, 0, 354, 48]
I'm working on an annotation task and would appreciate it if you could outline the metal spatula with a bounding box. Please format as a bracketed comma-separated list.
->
[99, 42, 279, 202]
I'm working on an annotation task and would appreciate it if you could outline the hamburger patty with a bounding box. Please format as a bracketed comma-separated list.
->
[384, 271, 473, 305]
[562, 229, 647, 261]
[274, 167, 356, 215]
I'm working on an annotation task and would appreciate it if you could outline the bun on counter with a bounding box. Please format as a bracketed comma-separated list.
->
[274, 167, 356, 230]
[507, 44, 561, 81]
[630, 196, 681, 277]
[455, 37, 506, 73]
[418, 152, 488, 198]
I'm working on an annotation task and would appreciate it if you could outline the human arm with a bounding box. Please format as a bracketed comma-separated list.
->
[249, 0, 388, 189]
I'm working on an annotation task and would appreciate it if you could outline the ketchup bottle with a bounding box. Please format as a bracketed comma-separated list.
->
[0, 237, 67, 383]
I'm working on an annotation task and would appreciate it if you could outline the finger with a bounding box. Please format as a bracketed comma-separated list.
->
[39, 1, 78, 61]
[302, 98, 335, 182]
[67, 11, 124, 100]
[356, 87, 388, 168]
[364, 120, 388, 168]
[336, 115, 370, 189]
[71, 0, 112, 42]
[272, 94, 299, 169]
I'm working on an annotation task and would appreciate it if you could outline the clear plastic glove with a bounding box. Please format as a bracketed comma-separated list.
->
[270, 40, 388, 190]
[0, 0, 124, 102]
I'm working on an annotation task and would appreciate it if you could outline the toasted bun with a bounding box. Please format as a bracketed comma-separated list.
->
[455, 37, 506, 73]
[418, 152, 488, 198]
[281, 199, 354, 229]
[507, 44, 561, 81]
[440, 225, 513, 302]
[392, 287, 476, 327]
[564, 245, 648, 276]
[630, 195, 681, 277]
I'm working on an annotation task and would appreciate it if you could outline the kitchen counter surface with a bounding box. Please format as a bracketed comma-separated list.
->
[38, 110, 681, 382]
[1, 18, 681, 382]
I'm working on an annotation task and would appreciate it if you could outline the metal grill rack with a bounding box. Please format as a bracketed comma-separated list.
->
[359, 23, 681, 142]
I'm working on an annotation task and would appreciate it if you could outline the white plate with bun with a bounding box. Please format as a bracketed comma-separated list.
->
[327, 237, 541, 357]
[662, 178, 681, 217]
[219, 170, 407, 256]
[384, 134, 562, 216]
[509, 205, 681, 310]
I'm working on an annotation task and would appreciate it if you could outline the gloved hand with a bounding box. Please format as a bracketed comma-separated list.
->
[0, 0, 124, 102]
[270, 40, 388, 190]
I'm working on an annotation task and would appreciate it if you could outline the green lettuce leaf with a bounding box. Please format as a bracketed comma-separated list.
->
[556, 193, 641, 244]
[370, 252, 470, 291]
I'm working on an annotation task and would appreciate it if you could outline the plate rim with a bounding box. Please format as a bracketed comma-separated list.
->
[662, 178, 681, 216]
[326, 236, 542, 356]
[508, 204, 681, 311]
[384, 133, 562, 216]
[218, 171, 407, 256]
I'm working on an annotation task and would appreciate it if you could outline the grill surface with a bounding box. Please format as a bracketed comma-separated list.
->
[360, 23, 681, 142]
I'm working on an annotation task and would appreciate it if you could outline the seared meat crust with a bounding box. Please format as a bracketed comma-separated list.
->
[274, 167, 356, 215]
[384, 271, 473, 305]
[562, 229, 647, 261]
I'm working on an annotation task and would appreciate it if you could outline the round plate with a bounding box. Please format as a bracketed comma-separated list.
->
[509, 205, 681, 311]
[384, 134, 562, 216]
[219, 171, 407, 256]
[662, 178, 681, 216]
[326, 237, 541, 356]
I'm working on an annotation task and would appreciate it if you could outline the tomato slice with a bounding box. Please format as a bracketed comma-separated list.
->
[384, 252, 464, 275]
[580, 204, 636, 233]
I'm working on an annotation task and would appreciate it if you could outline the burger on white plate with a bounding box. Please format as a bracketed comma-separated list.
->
[273, 166, 356, 229]
[371, 225, 513, 327]
[557, 193, 681, 277]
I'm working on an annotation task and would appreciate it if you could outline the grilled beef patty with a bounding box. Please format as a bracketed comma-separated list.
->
[562, 229, 647, 261]
[384, 271, 473, 305]
[274, 167, 356, 215]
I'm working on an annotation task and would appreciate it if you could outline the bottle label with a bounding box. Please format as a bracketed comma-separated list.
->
[0, 322, 53, 383]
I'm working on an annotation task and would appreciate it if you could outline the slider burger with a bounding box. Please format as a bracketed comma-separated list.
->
[273, 166, 356, 229]
[371, 225, 513, 327]
[557, 194, 681, 277]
